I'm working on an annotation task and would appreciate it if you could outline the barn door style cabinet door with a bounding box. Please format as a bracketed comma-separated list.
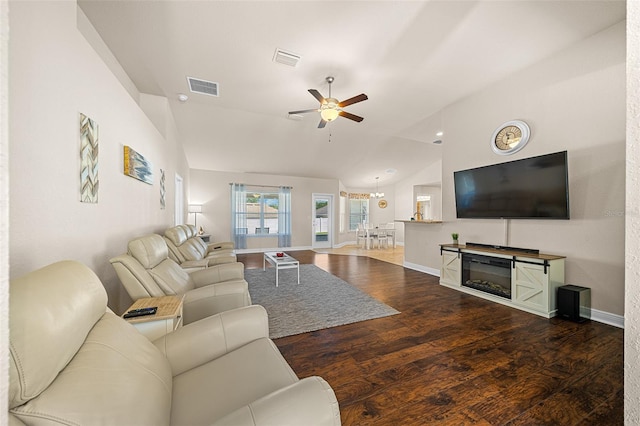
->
[511, 259, 565, 316]
[440, 249, 461, 288]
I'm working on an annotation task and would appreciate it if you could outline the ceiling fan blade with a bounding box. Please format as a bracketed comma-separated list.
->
[339, 110, 364, 122]
[288, 109, 318, 115]
[309, 89, 325, 104]
[338, 93, 368, 108]
[318, 119, 328, 129]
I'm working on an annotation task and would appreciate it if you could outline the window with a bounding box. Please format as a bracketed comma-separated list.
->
[230, 184, 292, 248]
[349, 198, 369, 231]
[246, 191, 280, 235]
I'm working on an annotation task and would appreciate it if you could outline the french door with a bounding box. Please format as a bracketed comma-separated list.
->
[312, 194, 332, 249]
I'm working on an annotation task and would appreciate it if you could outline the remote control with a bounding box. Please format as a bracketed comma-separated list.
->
[123, 307, 157, 319]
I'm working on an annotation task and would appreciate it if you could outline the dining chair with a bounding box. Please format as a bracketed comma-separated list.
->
[382, 223, 395, 248]
[376, 224, 389, 249]
[364, 223, 377, 249]
[355, 223, 367, 248]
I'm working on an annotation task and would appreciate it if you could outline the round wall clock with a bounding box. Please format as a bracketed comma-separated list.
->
[378, 199, 388, 209]
[491, 120, 530, 155]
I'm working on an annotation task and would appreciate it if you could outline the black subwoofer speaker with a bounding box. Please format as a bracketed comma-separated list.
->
[557, 285, 591, 322]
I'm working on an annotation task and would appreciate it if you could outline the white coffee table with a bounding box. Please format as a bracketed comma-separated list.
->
[263, 252, 300, 287]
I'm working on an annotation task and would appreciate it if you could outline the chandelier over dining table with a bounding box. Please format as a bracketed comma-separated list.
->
[370, 177, 384, 199]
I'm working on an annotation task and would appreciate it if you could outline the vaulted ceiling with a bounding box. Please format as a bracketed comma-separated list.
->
[78, 0, 626, 188]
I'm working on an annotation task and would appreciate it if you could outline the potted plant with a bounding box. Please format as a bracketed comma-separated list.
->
[451, 233, 459, 245]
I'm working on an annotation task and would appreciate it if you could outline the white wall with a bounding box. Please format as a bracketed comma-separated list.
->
[403, 21, 626, 319]
[8, 1, 190, 312]
[393, 159, 443, 244]
[625, 0, 640, 422]
[1, 0, 8, 422]
[189, 169, 338, 250]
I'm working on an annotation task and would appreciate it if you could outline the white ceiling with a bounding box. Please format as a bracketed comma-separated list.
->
[78, 0, 626, 188]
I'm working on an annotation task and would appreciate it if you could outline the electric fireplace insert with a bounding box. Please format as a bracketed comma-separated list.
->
[462, 253, 512, 299]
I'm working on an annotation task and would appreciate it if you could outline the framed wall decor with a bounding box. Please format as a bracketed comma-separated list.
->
[123, 145, 153, 184]
[160, 168, 166, 209]
[79, 113, 99, 203]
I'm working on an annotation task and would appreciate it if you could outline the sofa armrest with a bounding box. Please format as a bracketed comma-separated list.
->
[213, 376, 341, 426]
[180, 259, 209, 271]
[181, 280, 251, 324]
[153, 305, 269, 376]
[207, 241, 235, 252]
[190, 262, 244, 287]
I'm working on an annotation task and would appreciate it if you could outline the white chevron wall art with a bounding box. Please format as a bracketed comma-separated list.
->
[160, 168, 166, 209]
[79, 113, 99, 203]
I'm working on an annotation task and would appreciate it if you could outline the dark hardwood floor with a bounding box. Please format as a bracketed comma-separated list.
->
[237, 251, 624, 425]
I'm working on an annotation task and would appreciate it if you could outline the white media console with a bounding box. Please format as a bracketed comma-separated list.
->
[440, 243, 566, 318]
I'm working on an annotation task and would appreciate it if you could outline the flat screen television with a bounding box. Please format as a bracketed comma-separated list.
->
[454, 151, 569, 219]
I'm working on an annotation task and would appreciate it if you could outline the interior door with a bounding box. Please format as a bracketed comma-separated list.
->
[174, 174, 184, 225]
[312, 194, 332, 249]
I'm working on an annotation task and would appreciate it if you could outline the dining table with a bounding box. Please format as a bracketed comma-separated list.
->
[364, 225, 396, 250]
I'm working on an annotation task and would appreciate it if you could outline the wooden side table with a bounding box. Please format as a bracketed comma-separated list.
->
[122, 295, 184, 341]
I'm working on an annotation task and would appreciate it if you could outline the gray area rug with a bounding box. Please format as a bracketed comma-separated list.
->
[245, 264, 400, 339]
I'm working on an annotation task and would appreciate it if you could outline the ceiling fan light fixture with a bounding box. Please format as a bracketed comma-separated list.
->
[288, 76, 367, 127]
[320, 99, 340, 121]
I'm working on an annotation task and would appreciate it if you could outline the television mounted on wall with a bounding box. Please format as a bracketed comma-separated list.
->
[454, 151, 569, 219]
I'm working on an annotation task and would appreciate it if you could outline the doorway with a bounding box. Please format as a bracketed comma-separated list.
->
[312, 194, 332, 249]
[174, 174, 184, 226]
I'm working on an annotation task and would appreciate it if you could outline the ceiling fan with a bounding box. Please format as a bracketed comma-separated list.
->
[289, 76, 368, 128]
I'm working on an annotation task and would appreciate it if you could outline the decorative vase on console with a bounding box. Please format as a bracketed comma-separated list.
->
[451, 233, 459, 245]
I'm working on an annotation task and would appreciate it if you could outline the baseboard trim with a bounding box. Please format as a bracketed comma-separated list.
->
[403, 261, 440, 277]
[589, 308, 624, 328]
[333, 241, 352, 248]
[338, 240, 405, 248]
[235, 246, 312, 254]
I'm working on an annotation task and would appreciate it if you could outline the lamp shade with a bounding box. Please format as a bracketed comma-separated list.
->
[188, 204, 202, 213]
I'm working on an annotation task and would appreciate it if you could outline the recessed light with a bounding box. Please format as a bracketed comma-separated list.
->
[385, 168, 397, 174]
[178, 94, 189, 102]
[436, 131, 443, 137]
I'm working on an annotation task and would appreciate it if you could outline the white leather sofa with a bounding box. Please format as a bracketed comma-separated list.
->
[165, 224, 236, 270]
[9, 260, 341, 425]
[110, 234, 251, 324]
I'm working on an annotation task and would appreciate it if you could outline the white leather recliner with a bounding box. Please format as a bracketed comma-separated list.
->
[8, 260, 341, 425]
[110, 233, 251, 324]
[164, 225, 236, 271]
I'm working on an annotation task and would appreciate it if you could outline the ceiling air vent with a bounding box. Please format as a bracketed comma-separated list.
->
[273, 48, 301, 67]
[187, 77, 219, 97]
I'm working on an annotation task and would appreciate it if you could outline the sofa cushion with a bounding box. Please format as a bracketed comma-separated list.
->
[182, 224, 196, 238]
[128, 234, 168, 269]
[179, 239, 207, 261]
[147, 258, 194, 294]
[170, 337, 299, 425]
[165, 225, 188, 246]
[9, 260, 107, 409]
[11, 314, 173, 425]
[9, 260, 173, 425]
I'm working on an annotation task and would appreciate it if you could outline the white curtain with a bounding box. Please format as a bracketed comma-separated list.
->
[278, 186, 292, 247]
[230, 183, 247, 249]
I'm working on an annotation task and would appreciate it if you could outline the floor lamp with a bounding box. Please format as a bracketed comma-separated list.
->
[188, 204, 202, 229]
